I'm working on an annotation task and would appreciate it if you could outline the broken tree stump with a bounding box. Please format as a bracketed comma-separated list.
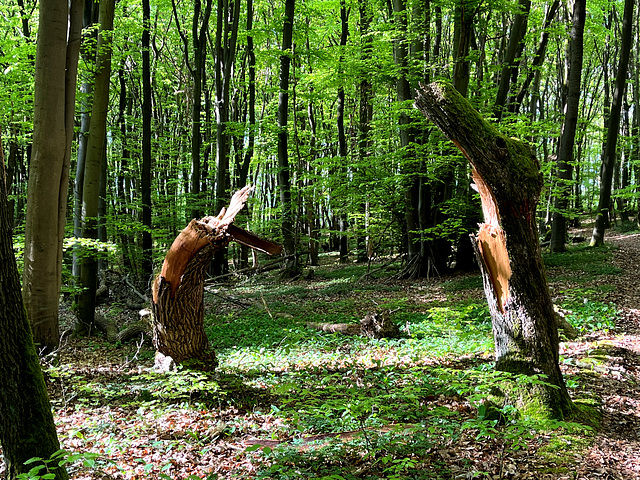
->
[151, 186, 282, 371]
[415, 81, 574, 419]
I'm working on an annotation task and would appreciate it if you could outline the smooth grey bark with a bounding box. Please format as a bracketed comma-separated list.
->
[76, 0, 115, 330]
[549, 0, 586, 252]
[23, 0, 84, 353]
[591, 0, 635, 246]
[493, 0, 531, 121]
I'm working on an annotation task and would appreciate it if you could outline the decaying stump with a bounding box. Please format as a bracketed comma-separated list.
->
[308, 311, 400, 339]
[151, 186, 282, 371]
[415, 82, 574, 419]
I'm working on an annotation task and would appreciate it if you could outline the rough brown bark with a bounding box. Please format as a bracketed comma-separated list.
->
[151, 187, 281, 371]
[1, 139, 68, 479]
[415, 82, 574, 419]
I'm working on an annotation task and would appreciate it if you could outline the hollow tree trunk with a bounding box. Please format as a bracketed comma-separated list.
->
[415, 82, 574, 419]
[151, 187, 281, 371]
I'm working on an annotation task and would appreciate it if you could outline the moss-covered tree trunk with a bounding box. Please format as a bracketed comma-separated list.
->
[1, 143, 67, 479]
[151, 187, 281, 371]
[415, 82, 574, 419]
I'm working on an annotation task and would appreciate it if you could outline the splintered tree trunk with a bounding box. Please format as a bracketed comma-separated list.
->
[415, 82, 574, 419]
[151, 187, 281, 371]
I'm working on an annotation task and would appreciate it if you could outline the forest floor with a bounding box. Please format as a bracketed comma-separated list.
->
[4, 227, 640, 480]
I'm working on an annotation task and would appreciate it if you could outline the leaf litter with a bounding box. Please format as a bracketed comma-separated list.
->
[2, 234, 640, 478]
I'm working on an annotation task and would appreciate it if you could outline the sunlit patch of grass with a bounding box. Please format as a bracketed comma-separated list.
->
[314, 263, 371, 280]
[556, 286, 619, 333]
[543, 244, 619, 274]
[443, 274, 483, 292]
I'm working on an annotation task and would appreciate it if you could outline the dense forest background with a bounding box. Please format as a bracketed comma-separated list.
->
[2, 0, 639, 288]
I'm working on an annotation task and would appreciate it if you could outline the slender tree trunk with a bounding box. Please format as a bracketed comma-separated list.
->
[277, 0, 299, 276]
[337, 0, 349, 264]
[512, 0, 560, 112]
[416, 82, 574, 419]
[73, 0, 97, 281]
[493, 0, 531, 120]
[591, 0, 634, 246]
[23, 0, 84, 353]
[141, 0, 153, 288]
[116, 64, 135, 275]
[549, 0, 585, 252]
[76, 0, 115, 331]
[212, 0, 241, 275]
[356, 0, 374, 262]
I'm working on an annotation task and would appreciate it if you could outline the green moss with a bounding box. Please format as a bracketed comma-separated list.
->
[538, 433, 593, 465]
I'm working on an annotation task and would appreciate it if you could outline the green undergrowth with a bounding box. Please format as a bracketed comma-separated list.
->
[39, 246, 626, 479]
[543, 243, 621, 279]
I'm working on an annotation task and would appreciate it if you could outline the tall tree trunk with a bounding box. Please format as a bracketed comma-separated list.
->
[212, 0, 241, 275]
[493, 0, 531, 121]
[416, 82, 574, 419]
[116, 64, 135, 275]
[549, 0, 586, 252]
[23, 0, 84, 353]
[277, 0, 299, 276]
[591, 0, 634, 246]
[392, 0, 421, 276]
[512, 0, 560, 113]
[452, 0, 477, 98]
[73, 0, 97, 281]
[76, 0, 115, 331]
[171, 0, 213, 221]
[357, 0, 374, 263]
[337, 0, 349, 264]
[1, 139, 68, 480]
[141, 0, 154, 288]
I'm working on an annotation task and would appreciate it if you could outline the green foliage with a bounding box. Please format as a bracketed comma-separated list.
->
[544, 244, 622, 279]
[17, 450, 99, 480]
[559, 288, 618, 333]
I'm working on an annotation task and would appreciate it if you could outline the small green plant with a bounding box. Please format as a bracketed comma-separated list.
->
[17, 450, 100, 480]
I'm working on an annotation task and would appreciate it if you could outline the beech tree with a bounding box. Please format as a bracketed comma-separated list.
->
[277, 0, 299, 276]
[550, 0, 586, 252]
[76, 0, 116, 331]
[22, 0, 83, 352]
[416, 82, 574, 419]
[591, 0, 635, 247]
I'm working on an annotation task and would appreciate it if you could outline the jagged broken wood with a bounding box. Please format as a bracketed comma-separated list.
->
[151, 186, 282, 371]
[414, 82, 574, 419]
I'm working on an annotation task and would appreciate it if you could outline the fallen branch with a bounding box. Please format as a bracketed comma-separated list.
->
[308, 312, 400, 339]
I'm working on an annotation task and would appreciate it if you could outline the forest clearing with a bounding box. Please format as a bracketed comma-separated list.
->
[2, 226, 638, 480]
